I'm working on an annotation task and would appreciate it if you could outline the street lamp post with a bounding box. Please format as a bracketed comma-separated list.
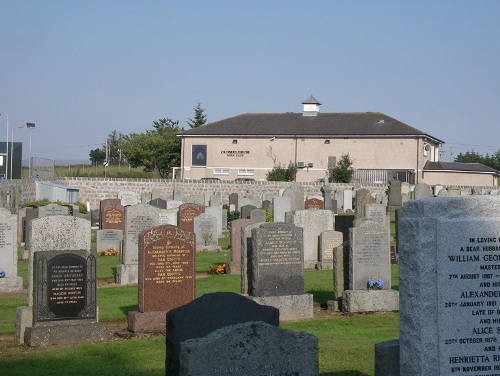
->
[26, 123, 35, 178]
[0, 113, 9, 179]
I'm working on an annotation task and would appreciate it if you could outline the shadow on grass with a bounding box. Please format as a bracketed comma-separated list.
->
[112, 266, 117, 277]
[306, 289, 334, 306]
[0, 340, 165, 376]
[120, 304, 138, 315]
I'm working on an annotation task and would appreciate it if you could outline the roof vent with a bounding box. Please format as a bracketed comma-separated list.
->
[377, 119, 385, 124]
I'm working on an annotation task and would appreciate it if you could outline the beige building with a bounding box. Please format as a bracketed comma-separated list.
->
[178, 96, 498, 186]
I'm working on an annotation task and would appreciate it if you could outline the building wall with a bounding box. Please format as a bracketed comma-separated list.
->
[421, 171, 497, 186]
[180, 136, 437, 183]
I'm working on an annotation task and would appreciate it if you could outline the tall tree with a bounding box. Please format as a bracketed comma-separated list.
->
[89, 148, 106, 164]
[119, 118, 181, 178]
[187, 102, 207, 128]
[88, 130, 124, 165]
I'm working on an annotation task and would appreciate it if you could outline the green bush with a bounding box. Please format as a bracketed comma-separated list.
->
[266, 162, 297, 181]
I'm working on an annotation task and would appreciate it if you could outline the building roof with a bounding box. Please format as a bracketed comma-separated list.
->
[424, 161, 499, 174]
[180, 112, 443, 142]
[301, 95, 321, 105]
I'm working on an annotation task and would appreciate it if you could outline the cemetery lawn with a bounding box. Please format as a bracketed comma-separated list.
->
[1, 248, 400, 375]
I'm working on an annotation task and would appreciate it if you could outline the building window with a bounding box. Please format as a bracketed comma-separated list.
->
[237, 169, 254, 176]
[192, 145, 207, 167]
[214, 168, 230, 175]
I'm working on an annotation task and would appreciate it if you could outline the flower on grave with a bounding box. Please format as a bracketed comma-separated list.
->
[0, 268, 5, 278]
[208, 263, 227, 275]
[202, 232, 213, 246]
[367, 275, 384, 290]
[97, 246, 119, 256]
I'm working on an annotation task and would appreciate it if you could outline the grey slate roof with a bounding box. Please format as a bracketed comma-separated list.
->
[180, 112, 443, 142]
[301, 95, 321, 105]
[424, 161, 499, 174]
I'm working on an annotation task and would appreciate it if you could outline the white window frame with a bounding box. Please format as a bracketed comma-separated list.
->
[237, 169, 254, 176]
[214, 168, 230, 175]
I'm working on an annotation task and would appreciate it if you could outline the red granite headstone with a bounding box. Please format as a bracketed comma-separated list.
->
[304, 198, 324, 210]
[178, 203, 204, 232]
[229, 219, 254, 272]
[100, 199, 124, 231]
[138, 225, 195, 312]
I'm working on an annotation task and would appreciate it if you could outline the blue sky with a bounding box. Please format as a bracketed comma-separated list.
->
[1, 1, 499, 163]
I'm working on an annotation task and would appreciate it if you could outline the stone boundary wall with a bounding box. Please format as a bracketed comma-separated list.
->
[0, 178, 497, 211]
[51, 178, 388, 210]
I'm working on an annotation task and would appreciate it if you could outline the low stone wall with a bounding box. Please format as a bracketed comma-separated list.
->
[50, 178, 390, 210]
[1, 177, 496, 211]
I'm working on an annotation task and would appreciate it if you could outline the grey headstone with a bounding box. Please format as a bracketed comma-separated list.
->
[413, 183, 432, 200]
[355, 188, 375, 220]
[38, 203, 69, 217]
[167, 200, 183, 209]
[250, 208, 266, 223]
[166, 292, 279, 376]
[240, 222, 262, 294]
[179, 321, 318, 376]
[96, 229, 123, 255]
[119, 191, 139, 206]
[0, 208, 22, 292]
[158, 208, 178, 226]
[349, 220, 391, 290]
[365, 203, 389, 227]
[286, 209, 334, 269]
[272, 196, 292, 223]
[240, 204, 256, 219]
[343, 189, 353, 212]
[398, 196, 500, 375]
[122, 204, 161, 265]
[193, 213, 217, 246]
[140, 192, 151, 204]
[249, 223, 304, 297]
[319, 230, 343, 266]
[283, 182, 305, 211]
[204, 206, 222, 236]
[238, 197, 254, 212]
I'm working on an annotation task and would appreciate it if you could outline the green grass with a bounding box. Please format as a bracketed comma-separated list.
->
[1, 236, 400, 375]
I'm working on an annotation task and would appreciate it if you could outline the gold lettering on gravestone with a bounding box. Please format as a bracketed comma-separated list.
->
[181, 208, 199, 223]
[49, 264, 85, 305]
[145, 242, 192, 284]
[105, 208, 123, 224]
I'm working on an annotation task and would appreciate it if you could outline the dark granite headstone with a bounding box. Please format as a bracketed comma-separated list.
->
[33, 250, 97, 323]
[166, 292, 279, 376]
[149, 198, 167, 209]
[335, 215, 355, 244]
[228, 193, 239, 211]
[178, 203, 204, 232]
[179, 321, 318, 376]
[240, 204, 256, 219]
[249, 223, 304, 297]
[90, 209, 100, 227]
